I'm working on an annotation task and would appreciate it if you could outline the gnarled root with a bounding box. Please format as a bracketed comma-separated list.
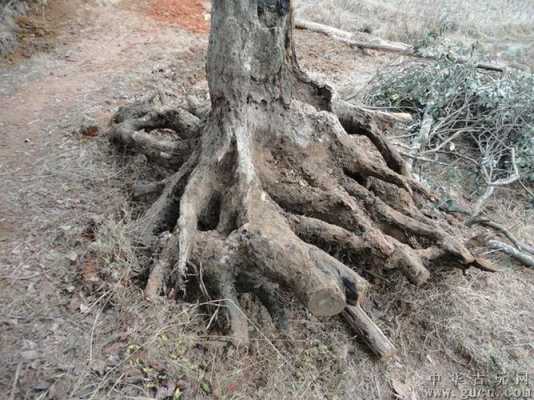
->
[109, 92, 492, 358]
[109, 103, 201, 169]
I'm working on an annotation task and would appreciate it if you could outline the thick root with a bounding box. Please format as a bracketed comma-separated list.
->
[110, 91, 491, 356]
[332, 97, 410, 177]
[109, 106, 200, 169]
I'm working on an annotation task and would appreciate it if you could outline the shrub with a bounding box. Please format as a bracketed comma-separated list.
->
[363, 60, 534, 182]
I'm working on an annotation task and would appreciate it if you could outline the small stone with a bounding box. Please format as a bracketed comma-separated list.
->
[33, 382, 50, 391]
[66, 251, 78, 264]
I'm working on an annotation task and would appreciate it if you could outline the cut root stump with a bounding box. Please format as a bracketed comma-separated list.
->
[343, 304, 397, 360]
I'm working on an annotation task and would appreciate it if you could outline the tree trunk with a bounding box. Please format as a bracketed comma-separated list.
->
[108, 0, 491, 356]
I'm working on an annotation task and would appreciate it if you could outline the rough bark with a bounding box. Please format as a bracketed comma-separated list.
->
[107, 0, 493, 357]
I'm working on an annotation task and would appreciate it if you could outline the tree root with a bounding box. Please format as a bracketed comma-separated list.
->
[109, 106, 200, 169]
[469, 217, 534, 255]
[109, 90, 492, 357]
[343, 304, 397, 359]
[331, 97, 411, 176]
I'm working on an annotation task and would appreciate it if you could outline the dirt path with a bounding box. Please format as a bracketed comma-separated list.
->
[0, 1, 208, 397]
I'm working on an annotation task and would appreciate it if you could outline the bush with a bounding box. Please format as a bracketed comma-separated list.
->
[363, 60, 534, 182]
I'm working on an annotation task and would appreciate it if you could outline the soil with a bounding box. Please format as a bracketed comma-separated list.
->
[0, 0, 208, 397]
[149, 0, 210, 33]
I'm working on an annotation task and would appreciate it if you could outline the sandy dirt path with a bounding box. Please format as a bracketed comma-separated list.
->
[0, 1, 207, 397]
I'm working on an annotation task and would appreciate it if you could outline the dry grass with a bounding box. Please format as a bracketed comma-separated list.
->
[296, 0, 534, 65]
[0, 0, 30, 55]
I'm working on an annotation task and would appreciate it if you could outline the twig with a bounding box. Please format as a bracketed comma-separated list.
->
[518, 179, 534, 200]
[469, 218, 534, 255]
[469, 186, 495, 221]
[469, 148, 520, 220]
[488, 240, 534, 268]
[470, 218, 534, 254]
[398, 151, 448, 165]
[9, 362, 22, 400]
[422, 128, 470, 155]
[89, 307, 102, 364]
[488, 148, 520, 187]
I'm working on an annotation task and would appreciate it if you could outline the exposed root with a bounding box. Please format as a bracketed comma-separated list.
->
[112, 104, 202, 139]
[132, 179, 167, 199]
[190, 232, 250, 346]
[109, 79, 493, 358]
[109, 106, 200, 168]
[469, 217, 534, 255]
[488, 240, 534, 268]
[145, 232, 177, 300]
[242, 215, 352, 317]
[331, 97, 410, 176]
[236, 274, 288, 331]
[135, 152, 198, 247]
[343, 304, 397, 360]
[385, 243, 430, 286]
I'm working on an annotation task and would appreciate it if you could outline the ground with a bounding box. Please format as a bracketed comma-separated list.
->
[0, 1, 533, 399]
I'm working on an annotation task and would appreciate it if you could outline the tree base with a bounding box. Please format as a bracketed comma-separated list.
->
[107, 82, 490, 357]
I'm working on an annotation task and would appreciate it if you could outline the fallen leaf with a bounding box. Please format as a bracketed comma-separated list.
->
[200, 382, 211, 394]
[81, 255, 100, 284]
[81, 125, 99, 137]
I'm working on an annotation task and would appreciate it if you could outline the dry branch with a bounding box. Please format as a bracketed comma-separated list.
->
[469, 148, 520, 220]
[408, 108, 433, 171]
[295, 19, 413, 54]
[295, 19, 507, 72]
[343, 305, 397, 360]
[469, 218, 534, 255]
[488, 240, 534, 268]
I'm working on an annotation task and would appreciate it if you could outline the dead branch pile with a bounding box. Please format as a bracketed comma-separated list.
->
[363, 60, 534, 190]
